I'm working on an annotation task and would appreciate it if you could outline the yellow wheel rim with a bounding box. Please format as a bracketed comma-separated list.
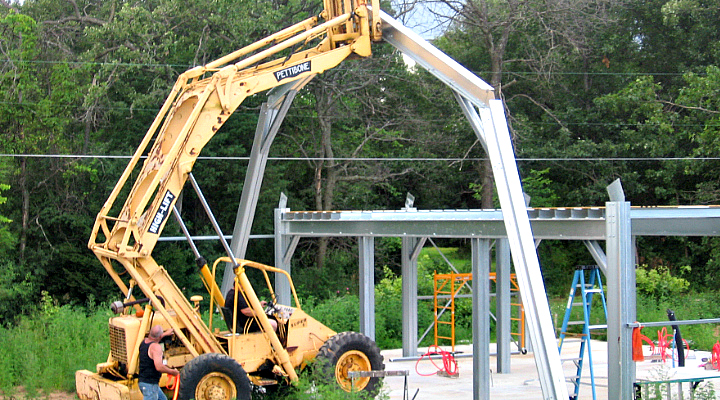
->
[335, 350, 372, 392]
[195, 372, 237, 400]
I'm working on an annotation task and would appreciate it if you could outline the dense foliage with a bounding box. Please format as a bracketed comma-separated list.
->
[1, 0, 720, 361]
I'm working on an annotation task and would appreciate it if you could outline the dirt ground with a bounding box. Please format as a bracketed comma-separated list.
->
[0, 388, 76, 400]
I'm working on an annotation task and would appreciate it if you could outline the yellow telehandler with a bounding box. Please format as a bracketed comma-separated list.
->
[75, 1, 385, 399]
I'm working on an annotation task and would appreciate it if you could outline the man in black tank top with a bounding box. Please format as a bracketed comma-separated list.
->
[138, 325, 179, 400]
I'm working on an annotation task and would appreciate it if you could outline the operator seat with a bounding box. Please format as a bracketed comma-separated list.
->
[220, 306, 237, 332]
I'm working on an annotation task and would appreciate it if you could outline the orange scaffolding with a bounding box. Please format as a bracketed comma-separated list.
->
[490, 272, 526, 353]
[433, 272, 525, 352]
[433, 272, 472, 352]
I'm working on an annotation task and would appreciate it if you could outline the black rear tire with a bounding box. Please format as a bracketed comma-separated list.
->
[178, 353, 251, 400]
[316, 331, 384, 394]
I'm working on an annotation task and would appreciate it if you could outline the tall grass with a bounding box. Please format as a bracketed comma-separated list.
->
[0, 294, 111, 394]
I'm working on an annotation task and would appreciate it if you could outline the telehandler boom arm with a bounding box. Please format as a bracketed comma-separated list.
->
[87, 0, 380, 364]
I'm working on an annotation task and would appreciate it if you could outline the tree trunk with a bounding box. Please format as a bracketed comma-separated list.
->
[479, 37, 507, 209]
[20, 156, 28, 263]
[479, 158, 494, 209]
[313, 163, 328, 271]
[313, 101, 337, 271]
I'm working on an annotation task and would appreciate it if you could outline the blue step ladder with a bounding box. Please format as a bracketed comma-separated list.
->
[558, 265, 608, 400]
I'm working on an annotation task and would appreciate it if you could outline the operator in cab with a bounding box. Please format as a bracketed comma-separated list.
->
[138, 325, 179, 400]
[225, 287, 278, 332]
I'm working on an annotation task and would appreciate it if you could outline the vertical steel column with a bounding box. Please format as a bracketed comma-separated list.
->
[606, 180, 635, 400]
[274, 194, 299, 305]
[402, 236, 421, 357]
[472, 239, 491, 400]
[496, 238, 511, 373]
[359, 236, 376, 340]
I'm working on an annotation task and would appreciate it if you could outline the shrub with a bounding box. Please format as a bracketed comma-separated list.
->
[635, 264, 690, 300]
[0, 261, 39, 325]
[302, 266, 435, 350]
[638, 365, 716, 399]
[304, 293, 360, 334]
[374, 266, 434, 349]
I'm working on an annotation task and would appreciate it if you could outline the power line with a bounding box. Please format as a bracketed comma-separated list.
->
[2, 100, 719, 128]
[1, 59, 191, 69]
[1, 154, 718, 162]
[1, 58, 700, 77]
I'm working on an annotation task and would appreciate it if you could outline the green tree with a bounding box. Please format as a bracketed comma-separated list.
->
[0, 9, 97, 318]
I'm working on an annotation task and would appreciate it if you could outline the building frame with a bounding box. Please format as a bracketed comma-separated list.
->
[272, 187, 720, 400]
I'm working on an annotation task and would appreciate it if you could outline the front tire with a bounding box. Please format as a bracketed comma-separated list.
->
[316, 331, 384, 394]
[178, 353, 251, 400]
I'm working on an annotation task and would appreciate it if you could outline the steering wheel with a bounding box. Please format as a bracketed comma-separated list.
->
[263, 299, 278, 317]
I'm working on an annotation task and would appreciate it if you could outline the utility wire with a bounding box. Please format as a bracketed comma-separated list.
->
[1, 59, 192, 69]
[1, 101, 718, 128]
[1, 154, 718, 162]
[1, 58, 702, 77]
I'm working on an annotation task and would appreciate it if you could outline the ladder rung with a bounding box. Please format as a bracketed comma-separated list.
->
[560, 338, 582, 343]
[561, 357, 581, 362]
[566, 321, 586, 325]
[585, 289, 602, 293]
[575, 284, 594, 289]
[571, 302, 587, 307]
[589, 324, 607, 330]
[561, 332, 589, 338]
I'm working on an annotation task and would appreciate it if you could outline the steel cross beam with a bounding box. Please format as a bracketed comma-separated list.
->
[280, 206, 720, 238]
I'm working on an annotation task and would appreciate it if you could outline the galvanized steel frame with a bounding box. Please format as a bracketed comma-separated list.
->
[275, 199, 720, 400]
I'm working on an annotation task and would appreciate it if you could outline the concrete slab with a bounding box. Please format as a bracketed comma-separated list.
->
[379, 342, 720, 399]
